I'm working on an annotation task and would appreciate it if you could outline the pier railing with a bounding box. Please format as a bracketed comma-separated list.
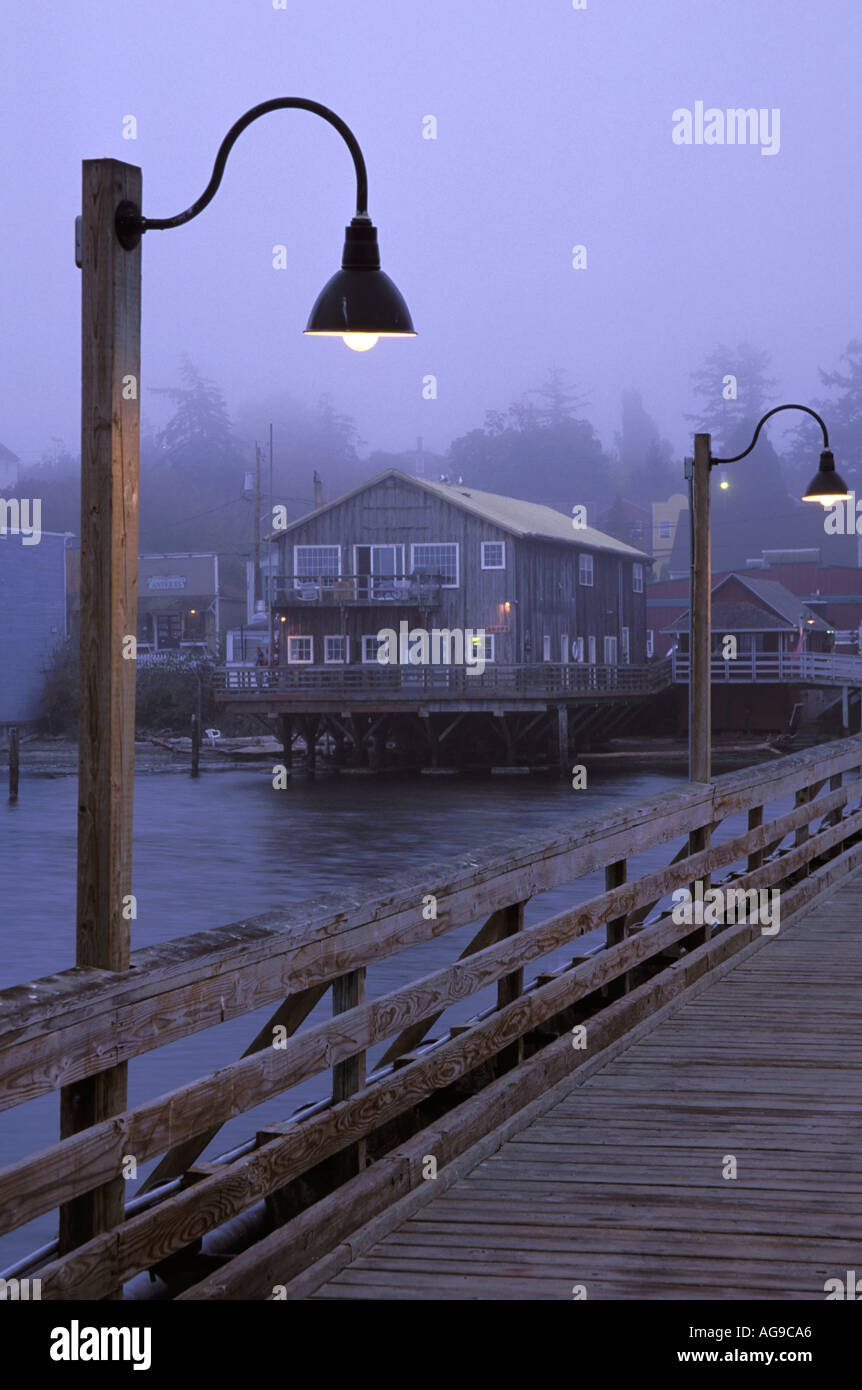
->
[671, 649, 862, 685]
[2, 734, 862, 1298]
[215, 658, 672, 700]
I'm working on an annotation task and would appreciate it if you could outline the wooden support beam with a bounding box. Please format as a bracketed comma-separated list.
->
[557, 705, 569, 770]
[332, 968, 367, 1177]
[747, 805, 764, 871]
[59, 157, 141, 1267]
[379, 903, 531, 1068]
[138, 982, 328, 1195]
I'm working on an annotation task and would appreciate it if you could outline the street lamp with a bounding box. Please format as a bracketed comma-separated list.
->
[114, 97, 416, 351]
[687, 404, 850, 786]
[65, 98, 415, 1259]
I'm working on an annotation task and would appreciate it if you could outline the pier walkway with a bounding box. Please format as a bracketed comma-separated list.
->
[2, 734, 862, 1301]
[309, 874, 862, 1300]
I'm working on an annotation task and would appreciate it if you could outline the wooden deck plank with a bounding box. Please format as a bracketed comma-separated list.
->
[311, 866, 862, 1301]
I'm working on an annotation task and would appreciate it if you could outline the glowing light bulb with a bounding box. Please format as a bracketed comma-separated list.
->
[343, 333, 379, 352]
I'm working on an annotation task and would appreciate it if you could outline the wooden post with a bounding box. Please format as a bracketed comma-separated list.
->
[8, 727, 19, 803]
[332, 969, 367, 1176]
[59, 159, 141, 1265]
[280, 714, 292, 771]
[557, 705, 569, 772]
[604, 858, 629, 997]
[689, 434, 712, 785]
[191, 713, 200, 778]
[495, 900, 525, 1074]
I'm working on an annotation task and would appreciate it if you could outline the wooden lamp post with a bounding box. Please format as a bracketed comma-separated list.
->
[60, 99, 416, 1269]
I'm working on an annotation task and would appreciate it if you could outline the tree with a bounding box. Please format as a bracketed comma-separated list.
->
[447, 369, 612, 514]
[151, 357, 238, 475]
[783, 340, 862, 498]
[688, 343, 778, 454]
[614, 389, 678, 503]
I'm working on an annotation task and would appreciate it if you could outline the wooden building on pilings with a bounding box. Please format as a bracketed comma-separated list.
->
[215, 470, 661, 769]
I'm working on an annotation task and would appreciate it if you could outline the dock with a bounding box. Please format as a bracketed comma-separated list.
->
[2, 732, 862, 1301]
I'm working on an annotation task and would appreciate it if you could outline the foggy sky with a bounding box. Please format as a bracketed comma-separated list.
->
[2, 0, 861, 472]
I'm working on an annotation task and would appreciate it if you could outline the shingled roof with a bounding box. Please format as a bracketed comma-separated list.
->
[665, 573, 830, 634]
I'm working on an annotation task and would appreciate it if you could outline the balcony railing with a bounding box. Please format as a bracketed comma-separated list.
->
[215, 660, 672, 699]
[273, 574, 443, 606]
[671, 649, 862, 685]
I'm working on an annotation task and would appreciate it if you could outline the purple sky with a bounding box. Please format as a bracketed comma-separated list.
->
[2, 0, 861, 469]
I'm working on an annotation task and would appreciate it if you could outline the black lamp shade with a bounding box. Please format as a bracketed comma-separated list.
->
[802, 449, 851, 505]
[305, 219, 416, 340]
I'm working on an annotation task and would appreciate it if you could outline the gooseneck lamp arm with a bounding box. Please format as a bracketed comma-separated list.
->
[116, 97, 369, 246]
[711, 404, 830, 466]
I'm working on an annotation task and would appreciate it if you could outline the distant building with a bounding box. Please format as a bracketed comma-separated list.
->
[0, 530, 70, 726]
[597, 498, 651, 552]
[66, 549, 229, 657]
[650, 492, 687, 579]
[264, 469, 651, 669]
[648, 553, 862, 659]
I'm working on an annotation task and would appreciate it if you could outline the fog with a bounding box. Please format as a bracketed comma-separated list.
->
[2, 0, 860, 477]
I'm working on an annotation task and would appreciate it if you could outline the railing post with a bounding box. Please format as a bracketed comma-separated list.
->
[747, 805, 764, 871]
[495, 901, 526, 1075]
[332, 968, 367, 1176]
[605, 858, 629, 998]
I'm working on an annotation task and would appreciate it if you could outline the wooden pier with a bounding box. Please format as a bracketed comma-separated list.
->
[2, 733, 862, 1300]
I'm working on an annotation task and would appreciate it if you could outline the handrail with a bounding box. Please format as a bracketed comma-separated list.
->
[1, 733, 861, 1297]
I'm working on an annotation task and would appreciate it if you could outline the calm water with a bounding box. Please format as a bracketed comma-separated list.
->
[1, 759, 757, 1268]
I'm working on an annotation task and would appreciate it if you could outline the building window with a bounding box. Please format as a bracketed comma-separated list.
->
[470, 632, 495, 663]
[603, 635, 618, 665]
[561, 633, 569, 664]
[543, 634, 551, 661]
[621, 627, 631, 664]
[572, 636, 584, 662]
[481, 541, 506, 570]
[294, 545, 340, 581]
[646, 629, 654, 658]
[658, 520, 671, 539]
[411, 542, 459, 587]
[578, 553, 594, 587]
[587, 636, 596, 664]
[287, 636, 313, 663]
[363, 634, 386, 663]
[633, 563, 644, 593]
[324, 635, 348, 663]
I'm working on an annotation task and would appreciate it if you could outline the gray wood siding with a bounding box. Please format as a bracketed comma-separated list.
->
[273, 476, 646, 665]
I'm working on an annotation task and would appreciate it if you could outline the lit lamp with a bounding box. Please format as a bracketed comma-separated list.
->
[688, 404, 850, 787]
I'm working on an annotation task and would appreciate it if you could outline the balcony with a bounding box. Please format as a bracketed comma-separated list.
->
[272, 573, 442, 607]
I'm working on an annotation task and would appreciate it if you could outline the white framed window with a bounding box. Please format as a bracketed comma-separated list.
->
[294, 545, 340, 581]
[481, 541, 506, 570]
[646, 629, 655, 658]
[572, 636, 584, 662]
[561, 634, 569, 663]
[578, 553, 594, 587]
[470, 632, 495, 663]
[633, 563, 644, 593]
[587, 636, 597, 664]
[411, 542, 459, 587]
[362, 634, 386, 663]
[287, 636, 313, 663]
[658, 520, 671, 539]
[621, 627, 631, 664]
[324, 635, 348, 663]
[604, 635, 618, 665]
[543, 634, 551, 661]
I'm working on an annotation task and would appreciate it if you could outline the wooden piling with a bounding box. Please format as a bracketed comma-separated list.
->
[191, 713, 200, 778]
[8, 727, 19, 803]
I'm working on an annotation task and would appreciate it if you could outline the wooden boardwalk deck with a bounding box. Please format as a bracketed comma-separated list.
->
[311, 874, 862, 1300]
